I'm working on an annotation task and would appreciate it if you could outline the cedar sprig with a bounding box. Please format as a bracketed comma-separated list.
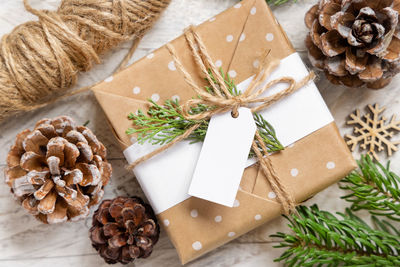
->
[126, 99, 209, 145]
[271, 205, 400, 267]
[339, 155, 400, 221]
[253, 113, 283, 154]
[127, 69, 283, 154]
[127, 100, 283, 154]
[266, 0, 298, 6]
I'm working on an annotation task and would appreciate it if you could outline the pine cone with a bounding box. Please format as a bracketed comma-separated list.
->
[305, 0, 400, 89]
[5, 116, 111, 224]
[89, 196, 160, 264]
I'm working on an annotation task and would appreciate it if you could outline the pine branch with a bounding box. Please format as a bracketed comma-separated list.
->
[271, 205, 400, 266]
[127, 69, 283, 154]
[339, 155, 400, 221]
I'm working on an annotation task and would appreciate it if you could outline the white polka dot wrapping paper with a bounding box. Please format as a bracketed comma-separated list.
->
[93, 0, 357, 264]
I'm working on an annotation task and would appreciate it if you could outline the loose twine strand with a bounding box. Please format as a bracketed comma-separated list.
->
[0, 0, 171, 121]
[127, 26, 315, 215]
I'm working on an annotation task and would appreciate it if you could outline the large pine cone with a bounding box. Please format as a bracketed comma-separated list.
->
[5, 116, 111, 224]
[305, 0, 400, 89]
[89, 196, 160, 264]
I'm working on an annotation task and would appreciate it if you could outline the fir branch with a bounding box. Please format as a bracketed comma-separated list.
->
[266, 0, 298, 6]
[127, 99, 282, 155]
[271, 205, 400, 266]
[339, 155, 400, 221]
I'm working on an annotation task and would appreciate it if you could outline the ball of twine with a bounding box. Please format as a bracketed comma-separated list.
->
[0, 0, 171, 121]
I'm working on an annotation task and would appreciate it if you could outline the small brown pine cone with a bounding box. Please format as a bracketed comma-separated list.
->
[305, 0, 400, 89]
[89, 196, 160, 264]
[4, 116, 111, 224]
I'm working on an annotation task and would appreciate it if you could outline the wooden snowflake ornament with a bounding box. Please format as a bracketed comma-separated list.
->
[346, 104, 400, 160]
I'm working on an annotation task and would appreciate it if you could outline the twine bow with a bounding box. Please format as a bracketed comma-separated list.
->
[128, 26, 315, 215]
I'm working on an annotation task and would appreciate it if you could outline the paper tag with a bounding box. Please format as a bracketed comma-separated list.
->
[188, 107, 257, 207]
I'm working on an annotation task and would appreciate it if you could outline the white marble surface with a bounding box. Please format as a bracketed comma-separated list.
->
[0, 0, 400, 266]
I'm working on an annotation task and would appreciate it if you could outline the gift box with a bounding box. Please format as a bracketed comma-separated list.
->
[92, 0, 357, 264]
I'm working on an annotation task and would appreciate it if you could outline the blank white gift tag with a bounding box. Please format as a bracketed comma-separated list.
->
[188, 107, 257, 207]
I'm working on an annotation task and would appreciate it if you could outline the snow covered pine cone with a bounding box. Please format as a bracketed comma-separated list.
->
[305, 0, 400, 89]
[89, 197, 160, 264]
[5, 116, 112, 224]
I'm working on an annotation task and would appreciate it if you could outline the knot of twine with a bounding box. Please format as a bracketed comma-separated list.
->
[0, 0, 170, 120]
[128, 26, 315, 215]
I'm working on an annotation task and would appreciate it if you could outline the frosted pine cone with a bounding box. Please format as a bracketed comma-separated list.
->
[305, 0, 400, 89]
[5, 116, 111, 224]
[89, 196, 160, 264]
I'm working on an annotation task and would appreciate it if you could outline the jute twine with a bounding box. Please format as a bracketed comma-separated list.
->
[0, 0, 170, 121]
[127, 26, 315, 215]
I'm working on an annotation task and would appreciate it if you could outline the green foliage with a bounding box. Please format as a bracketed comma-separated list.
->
[340, 155, 400, 221]
[126, 99, 208, 145]
[266, 0, 298, 6]
[252, 113, 284, 155]
[126, 99, 283, 155]
[272, 205, 400, 267]
[272, 155, 400, 266]
[372, 216, 400, 237]
[127, 69, 283, 155]
[205, 68, 239, 97]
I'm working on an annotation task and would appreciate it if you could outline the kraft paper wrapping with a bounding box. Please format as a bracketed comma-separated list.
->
[92, 0, 357, 264]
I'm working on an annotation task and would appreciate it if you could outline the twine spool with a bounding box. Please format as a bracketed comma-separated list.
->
[0, 0, 171, 121]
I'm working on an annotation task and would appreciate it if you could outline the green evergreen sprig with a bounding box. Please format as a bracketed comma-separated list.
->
[266, 0, 298, 6]
[339, 155, 400, 221]
[271, 205, 400, 266]
[372, 215, 400, 237]
[253, 113, 283, 154]
[127, 69, 283, 155]
[126, 99, 209, 145]
[126, 100, 283, 155]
